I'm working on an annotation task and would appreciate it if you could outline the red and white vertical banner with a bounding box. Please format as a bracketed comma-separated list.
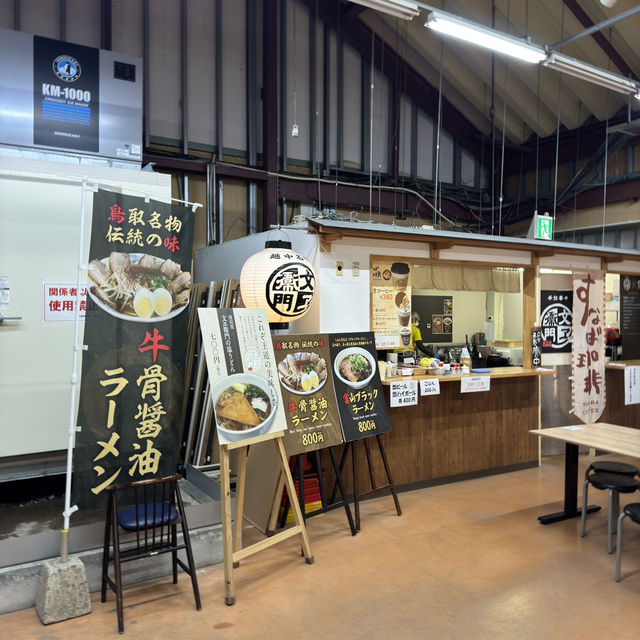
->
[572, 271, 606, 423]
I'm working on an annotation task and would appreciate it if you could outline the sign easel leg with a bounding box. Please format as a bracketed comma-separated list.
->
[232, 445, 248, 567]
[352, 442, 360, 532]
[376, 435, 402, 516]
[275, 438, 314, 563]
[220, 443, 236, 605]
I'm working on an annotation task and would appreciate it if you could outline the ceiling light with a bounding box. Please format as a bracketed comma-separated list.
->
[543, 52, 640, 98]
[349, 0, 420, 21]
[425, 10, 546, 64]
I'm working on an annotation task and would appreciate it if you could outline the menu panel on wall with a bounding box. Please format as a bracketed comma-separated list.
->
[329, 332, 392, 442]
[273, 334, 344, 455]
[412, 295, 452, 343]
[370, 257, 411, 349]
[621, 275, 640, 359]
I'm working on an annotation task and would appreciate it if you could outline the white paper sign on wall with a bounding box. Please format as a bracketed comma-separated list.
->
[460, 375, 491, 393]
[420, 378, 440, 396]
[390, 380, 418, 407]
[624, 365, 640, 405]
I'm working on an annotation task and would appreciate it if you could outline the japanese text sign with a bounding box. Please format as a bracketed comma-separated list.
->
[624, 365, 640, 406]
[272, 334, 343, 455]
[197, 308, 287, 446]
[329, 332, 392, 442]
[370, 256, 411, 350]
[390, 380, 418, 407]
[73, 190, 194, 508]
[571, 272, 606, 423]
[419, 377, 441, 396]
[460, 376, 491, 393]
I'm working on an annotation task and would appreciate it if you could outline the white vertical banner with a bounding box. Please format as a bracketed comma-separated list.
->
[572, 271, 606, 423]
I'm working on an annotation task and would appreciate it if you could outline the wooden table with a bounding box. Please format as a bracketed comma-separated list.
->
[530, 423, 640, 524]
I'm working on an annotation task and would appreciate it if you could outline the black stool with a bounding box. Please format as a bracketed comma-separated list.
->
[580, 465, 640, 554]
[615, 503, 640, 582]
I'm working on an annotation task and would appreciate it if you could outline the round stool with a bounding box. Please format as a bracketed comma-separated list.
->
[581, 471, 640, 554]
[588, 461, 638, 476]
[615, 503, 640, 581]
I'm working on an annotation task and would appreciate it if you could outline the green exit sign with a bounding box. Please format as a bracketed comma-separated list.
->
[535, 214, 553, 240]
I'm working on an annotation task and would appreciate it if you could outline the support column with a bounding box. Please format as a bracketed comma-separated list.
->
[262, 0, 279, 229]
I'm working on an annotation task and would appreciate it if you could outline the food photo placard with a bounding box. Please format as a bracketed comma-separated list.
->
[198, 308, 287, 446]
[273, 334, 344, 455]
[73, 189, 194, 508]
[370, 256, 412, 350]
[329, 331, 392, 442]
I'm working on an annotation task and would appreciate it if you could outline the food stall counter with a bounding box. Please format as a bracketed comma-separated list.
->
[380, 366, 553, 385]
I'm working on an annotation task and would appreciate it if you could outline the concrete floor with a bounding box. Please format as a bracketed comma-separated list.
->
[3, 453, 640, 639]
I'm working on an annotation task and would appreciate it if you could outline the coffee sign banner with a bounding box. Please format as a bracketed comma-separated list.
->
[73, 190, 193, 508]
[370, 256, 411, 349]
[571, 272, 606, 423]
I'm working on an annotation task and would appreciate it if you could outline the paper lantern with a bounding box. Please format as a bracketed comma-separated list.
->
[240, 240, 317, 328]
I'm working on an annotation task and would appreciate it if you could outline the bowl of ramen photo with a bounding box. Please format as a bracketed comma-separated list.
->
[277, 351, 328, 395]
[212, 373, 277, 442]
[333, 347, 376, 389]
[87, 252, 191, 322]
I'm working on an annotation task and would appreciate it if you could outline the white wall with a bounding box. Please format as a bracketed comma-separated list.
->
[0, 157, 171, 457]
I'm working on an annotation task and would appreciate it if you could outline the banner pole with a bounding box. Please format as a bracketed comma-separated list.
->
[36, 179, 93, 625]
[60, 176, 92, 559]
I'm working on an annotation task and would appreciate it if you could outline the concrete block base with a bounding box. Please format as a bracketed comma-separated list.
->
[35, 556, 91, 625]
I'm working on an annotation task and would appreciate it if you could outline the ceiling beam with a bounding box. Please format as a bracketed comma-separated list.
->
[561, 0, 636, 80]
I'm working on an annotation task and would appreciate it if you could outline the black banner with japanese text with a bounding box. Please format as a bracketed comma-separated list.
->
[73, 189, 193, 508]
[329, 332, 392, 442]
[273, 334, 344, 455]
[540, 289, 573, 353]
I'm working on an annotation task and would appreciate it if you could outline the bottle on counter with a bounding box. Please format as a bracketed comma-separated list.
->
[459, 345, 472, 370]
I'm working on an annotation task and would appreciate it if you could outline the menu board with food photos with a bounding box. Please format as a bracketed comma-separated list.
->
[198, 308, 287, 446]
[329, 332, 392, 442]
[273, 334, 344, 455]
[370, 256, 412, 350]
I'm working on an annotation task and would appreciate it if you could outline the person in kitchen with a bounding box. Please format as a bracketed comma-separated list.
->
[412, 311, 439, 358]
[397, 312, 435, 358]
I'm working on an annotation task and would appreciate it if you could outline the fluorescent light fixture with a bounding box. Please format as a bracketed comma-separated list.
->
[349, 0, 420, 21]
[425, 10, 546, 64]
[543, 52, 640, 98]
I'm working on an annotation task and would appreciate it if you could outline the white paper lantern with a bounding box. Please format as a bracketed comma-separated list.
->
[240, 240, 317, 327]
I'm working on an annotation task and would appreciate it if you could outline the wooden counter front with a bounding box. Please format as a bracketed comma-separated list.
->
[322, 368, 550, 496]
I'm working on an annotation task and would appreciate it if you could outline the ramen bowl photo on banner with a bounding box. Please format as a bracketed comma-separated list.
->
[197, 308, 287, 446]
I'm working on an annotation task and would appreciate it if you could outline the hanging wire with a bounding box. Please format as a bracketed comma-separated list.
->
[552, 2, 565, 233]
[498, 64, 507, 235]
[534, 65, 540, 216]
[369, 27, 375, 221]
[572, 101, 581, 243]
[434, 40, 443, 228]
[601, 28, 613, 247]
[602, 119, 609, 246]
[291, 1, 297, 135]
[498, 0, 511, 236]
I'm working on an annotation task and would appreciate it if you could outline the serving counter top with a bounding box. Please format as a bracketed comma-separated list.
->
[605, 360, 640, 369]
[380, 366, 553, 385]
